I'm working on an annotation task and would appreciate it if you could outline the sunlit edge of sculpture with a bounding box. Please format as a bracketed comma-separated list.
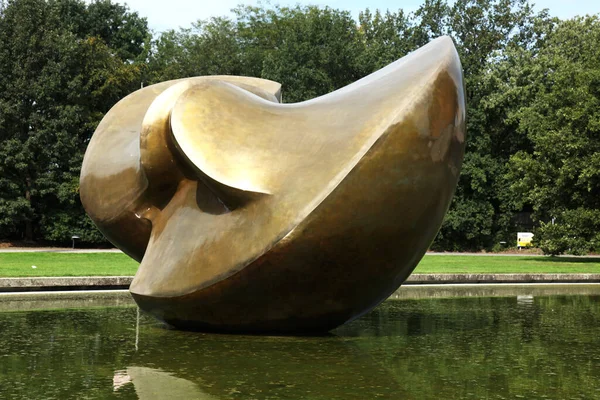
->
[80, 36, 466, 333]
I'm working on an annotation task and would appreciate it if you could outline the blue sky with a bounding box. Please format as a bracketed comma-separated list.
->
[111, 0, 599, 32]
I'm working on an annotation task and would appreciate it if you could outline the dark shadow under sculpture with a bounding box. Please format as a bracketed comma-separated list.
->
[80, 36, 466, 333]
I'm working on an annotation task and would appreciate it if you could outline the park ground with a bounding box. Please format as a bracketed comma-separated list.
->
[0, 252, 600, 277]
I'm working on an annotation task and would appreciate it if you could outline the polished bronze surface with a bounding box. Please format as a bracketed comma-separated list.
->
[80, 36, 466, 333]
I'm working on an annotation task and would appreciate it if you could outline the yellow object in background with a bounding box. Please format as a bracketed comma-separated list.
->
[517, 232, 534, 248]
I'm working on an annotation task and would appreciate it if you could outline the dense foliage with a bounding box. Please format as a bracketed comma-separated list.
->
[0, 0, 148, 243]
[0, 0, 598, 254]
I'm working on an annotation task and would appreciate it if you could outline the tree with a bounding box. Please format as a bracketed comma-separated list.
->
[0, 0, 148, 243]
[432, 0, 552, 250]
[503, 16, 600, 254]
[2, 0, 596, 252]
[149, 5, 364, 103]
[253, 5, 363, 102]
[356, 8, 413, 73]
[146, 17, 241, 84]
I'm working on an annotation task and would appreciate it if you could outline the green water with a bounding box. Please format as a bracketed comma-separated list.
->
[1, 287, 599, 399]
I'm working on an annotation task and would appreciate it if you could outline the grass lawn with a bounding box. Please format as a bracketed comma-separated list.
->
[0, 253, 139, 277]
[414, 255, 600, 274]
[1, 253, 600, 277]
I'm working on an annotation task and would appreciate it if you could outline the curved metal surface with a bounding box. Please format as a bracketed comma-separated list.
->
[80, 36, 466, 333]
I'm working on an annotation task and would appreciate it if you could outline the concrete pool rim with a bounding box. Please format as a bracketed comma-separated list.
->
[2, 274, 600, 292]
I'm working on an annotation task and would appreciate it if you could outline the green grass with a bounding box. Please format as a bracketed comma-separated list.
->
[1, 253, 600, 278]
[0, 253, 139, 277]
[413, 255, 600, 274]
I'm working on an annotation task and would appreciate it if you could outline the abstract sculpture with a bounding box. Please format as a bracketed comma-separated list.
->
[80, 36, 466, 333]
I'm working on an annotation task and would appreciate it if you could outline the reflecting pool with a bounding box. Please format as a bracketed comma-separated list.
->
[1, 285, 599, 399]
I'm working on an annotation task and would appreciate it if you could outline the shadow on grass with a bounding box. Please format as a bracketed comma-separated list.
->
[521, 256, 600, 264]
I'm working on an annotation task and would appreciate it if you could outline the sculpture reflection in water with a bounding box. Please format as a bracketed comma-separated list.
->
[80, 36, 466, 333]
[113, 367, 217, 400]
[112, 320, 408, 400]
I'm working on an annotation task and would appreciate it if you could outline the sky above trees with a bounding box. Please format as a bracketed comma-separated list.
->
[99, 0, 599, 31]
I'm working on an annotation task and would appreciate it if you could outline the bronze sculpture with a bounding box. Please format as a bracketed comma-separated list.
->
[80, 36, 466, 333]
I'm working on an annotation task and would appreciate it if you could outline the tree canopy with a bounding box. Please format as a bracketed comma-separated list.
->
[1, 0, 598, 254]
[0, 0, 148, 242]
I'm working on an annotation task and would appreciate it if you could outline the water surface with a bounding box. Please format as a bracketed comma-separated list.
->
[1, 285, 599, 399]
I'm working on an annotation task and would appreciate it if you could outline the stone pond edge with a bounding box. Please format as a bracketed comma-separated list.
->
[1, 274, 600, 292]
